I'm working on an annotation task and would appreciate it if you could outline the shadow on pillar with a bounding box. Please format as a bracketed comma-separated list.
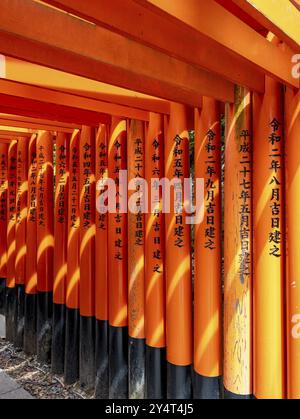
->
[95, 319, 109, 398]
[64, 307, 80, 385]
[37, 291, 53, 364]
[24, 293, 37, 354]
[51, 303, 66, 374]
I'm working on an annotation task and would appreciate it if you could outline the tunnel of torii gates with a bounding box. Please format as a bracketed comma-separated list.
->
[0, 0, 299, 401]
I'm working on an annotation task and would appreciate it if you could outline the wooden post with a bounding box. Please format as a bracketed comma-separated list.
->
[36, 131, 54, 363]
[108, 117, 128, 399]
[127, 119, 146, 399]
[52, 133, 69, 374]
[79, 125, 96, 390]
[224, 86, 252, 398]
[0, 142, 8, 315]
[253, 77, 285, 399]
[95, 124, 109, 398]
[145, 113, 166, 399]
[194, 98, 222, 399]
[165, 103, 192, 399]
[64, 129, 80, 385]
[285, 86, 300, 399]
[24, 134, 38, 355]
[6, 139, 17, 343]
[15, 137, 29, 348]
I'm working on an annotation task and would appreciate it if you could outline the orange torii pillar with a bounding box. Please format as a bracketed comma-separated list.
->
[165, 103, 192, 399]
[79, 126, 96, 390]
[145, 113, 166, 399]
[128, 119, 146, 399]
[15, 137, 29, 348]
[0, 142, 8, 315]
[108, 117, 128, 399]
[6, 139, 17, 343]
[65, 130, 80, 385]
[95, 124, 109, 399]
[253, 77, 285, 399]
[194, 98, 222, 399]
[36, 131, 54, 363]
[285, 86, 300, 399]
[52, 133, 69, 374]
[224, 87, 252, 399]
[24, 134, 38, 355]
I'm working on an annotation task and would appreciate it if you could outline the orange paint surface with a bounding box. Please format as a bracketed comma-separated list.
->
[0, 143, 8, 278]
[224, 86, 252, 395]
[128, 119, 145, 339]
[253, 77, 285, 399]
[145, 113, 165, 348]
[165, 103, 192, 366]
[79, 126, 96, 317]
[15, 137, 29, 285]
[25, 135, 38, 295]
[66, 130, 80, 309]
[194, 98, 222, 378]
[53, 133, 69, 305]
[108, 117, 128, 328]
[285, 87, 300, 399]
[95, 124, 108, 321]
[6, 140, 17, 289]
[36, 131, 54, 293]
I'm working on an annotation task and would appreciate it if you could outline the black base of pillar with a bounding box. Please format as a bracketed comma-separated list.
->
[79, 315, 95, 391]
[129, 337, 145, 399]
[109, 325, 128, 399]
[224, 387, 252, 399]
[37, 291, 53, 364]
[51, 303, 66, 375]
[64, 307, 80, 385]
[0, 278, 6, 315]
[146, 345, 166, 399]
[167, 362, 192, 399]
[5, 287, 16, 342]
[193, 372, 222, 399]
[14, 284, 25, 348]
[95, 319, 109, 399]
[24, 293, 37, 355]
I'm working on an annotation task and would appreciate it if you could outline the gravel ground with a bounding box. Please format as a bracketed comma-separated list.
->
[0, 338, 92, 399]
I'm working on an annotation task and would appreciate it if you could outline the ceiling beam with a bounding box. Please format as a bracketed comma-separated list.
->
[2, 56, 170, 115]
[230, 0, 300, 52]
[0, 0, 233, 104]
[0, 114, 80, 133]
[0, 79, 151, 125]
[41, 0, 265, 92]
[134, 0, 298, 88]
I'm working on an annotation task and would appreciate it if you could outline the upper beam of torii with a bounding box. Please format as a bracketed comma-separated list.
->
[40, 0, 299, 89]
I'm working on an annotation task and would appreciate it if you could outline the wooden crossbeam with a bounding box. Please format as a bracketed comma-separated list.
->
[0, 0, 233, 104]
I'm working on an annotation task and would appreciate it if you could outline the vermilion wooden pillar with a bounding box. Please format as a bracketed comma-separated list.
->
[6, 139, 17, 343]
[24, 134, 38, 355]
[95, 124, 109, 398]
[36, 131, 54, 363]
[0, 143, 8, 316]
[52, 133, 69, 374]
[79, 126, 96, 390]
[253, 77, 285, 399]
[145, 113, 166, 399]
[64, 130, 81, 385]
[194, 98, 222, 399]
[108, 117, 128, 399]
[224, 87, 252, 399]
[127, 119, 146, 399]
[285, 86, 300, 399]
[165, 103, 192, 399]
[15, 137, 29, 348]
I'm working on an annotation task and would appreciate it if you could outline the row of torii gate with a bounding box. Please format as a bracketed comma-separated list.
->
[0, 0, 299, 400]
